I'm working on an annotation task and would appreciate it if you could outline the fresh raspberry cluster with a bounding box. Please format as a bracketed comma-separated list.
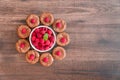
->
[30, 27, 55, 51]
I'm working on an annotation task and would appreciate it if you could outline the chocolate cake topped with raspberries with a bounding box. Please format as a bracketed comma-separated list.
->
[16, 12, 70, 67]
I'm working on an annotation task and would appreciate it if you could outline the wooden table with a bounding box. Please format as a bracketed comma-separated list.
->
[0, 0, 120, 80]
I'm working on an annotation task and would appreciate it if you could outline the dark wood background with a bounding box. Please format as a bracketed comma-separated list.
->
[0, 0, 120, 80]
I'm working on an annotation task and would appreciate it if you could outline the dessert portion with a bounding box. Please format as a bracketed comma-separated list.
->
[52, 47, 66, 60]
[16, 39, 30, 53]
[26, 50, 40, 64]
[40, 53, 54, 67]
[26, 14, 40, 28]
[30, 26, 56, 52]
[16, 12, 70, 66]
[57, 32, 70, 46]
[53, 19, 66, 32]
[17, 25, 31, 38]
[40, 12, 54, 26]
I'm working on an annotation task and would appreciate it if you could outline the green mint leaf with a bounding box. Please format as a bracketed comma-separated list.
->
[43, 33, 48, 41]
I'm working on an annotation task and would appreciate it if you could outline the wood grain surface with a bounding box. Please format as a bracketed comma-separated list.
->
[0, 0, 120, 80]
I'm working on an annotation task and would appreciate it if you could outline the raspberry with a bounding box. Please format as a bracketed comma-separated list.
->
[21, 28, 27, 34]
[39, 47, 44, 50]
[33, 42, 38, 47]
[39, 38, 44, 44]
[43, 28, 48, 32]
[20, 42, 25, 48]
[36, 46, 39, 49]
[45, 40, 50, 45]
[60, 37, 67, 43]
[35, 28, 39, 33]
[32, 36, 36, 41]
[56, 51, 61, 56]
[38, 43, 42, 50]
[56, 22, 62, 28]
[47, 30, 52, 34]
[44, 17, 50, 23]
[29, 54, 35, 60]
[32, 32, 36, 37]
[37, 33, 42, 38]
[35, 38, 39, 43]
[44, 46, 49, 50]
[49, 36, 54, 42]
[30, 19, 36, 24]
[40, 30, 45, 34]
[39, 28, 43, 31]
[43, 57, 48, 63]
[49, 42, 53, 47]
[48, 34, 51, 38]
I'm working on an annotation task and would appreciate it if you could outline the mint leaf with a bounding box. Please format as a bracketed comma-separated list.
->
[43, 33, 48, 41]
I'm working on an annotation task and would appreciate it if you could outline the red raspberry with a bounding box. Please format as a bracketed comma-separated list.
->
[39, 28, 43, 31]
[39, 47, 44, 50]
[29, 54, 35, 60]
[47, 29, 52, 34]
[43, 28, 48, 32]
[32, 36, 36, 41]
[56, 22, 62, 28]
[44, 17, 50, 23]
[35, 28, 40, 33]
[43, 57, 48, 63]
[44, 46, 49, 50]
[40, 30, 45, 34]
[56, 51, 61, 56]
[32, 32, 36, 37]
[39, 38, 44, 44]
[45, 40, 50, 45]
[37, 33, 42, 38]
[30, 18, 36, 24]
[49, 42, 53, 47]
[36, 46, 39, 49]
[33, 41, 38, 47]
[48, 34, 51, 38]
[35, 38, 39, 43]
[38, 44, 42, 49]
[20, 42, 25, 48]
[49, 36, 54, 42]
[21, 28, 27, 34]
[60, 37, 67, 43]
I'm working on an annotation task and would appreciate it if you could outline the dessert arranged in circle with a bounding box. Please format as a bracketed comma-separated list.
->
[26, 50, 40, 64]
[16, 12, 70, 67]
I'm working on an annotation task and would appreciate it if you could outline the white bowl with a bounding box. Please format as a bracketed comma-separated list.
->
[29, 26, 56, 52]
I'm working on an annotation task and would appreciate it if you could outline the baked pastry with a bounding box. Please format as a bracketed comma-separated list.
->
[26, 14, 40, 28]
[26, 50, 40, 64]
[40, 12, 54, 26]
[17, 25, 31, 38]
[52, 46, 66, 60]
[40, 53, 54, 67]
[57, 32, 70, 46]
[16, 39, 30, 53]
[53, 19, 66, 32]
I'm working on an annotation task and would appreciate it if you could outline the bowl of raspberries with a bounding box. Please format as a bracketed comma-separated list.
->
[29, 26, 56, 52]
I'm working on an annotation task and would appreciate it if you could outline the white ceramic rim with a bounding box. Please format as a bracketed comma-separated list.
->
[29, 26, 56, 53]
